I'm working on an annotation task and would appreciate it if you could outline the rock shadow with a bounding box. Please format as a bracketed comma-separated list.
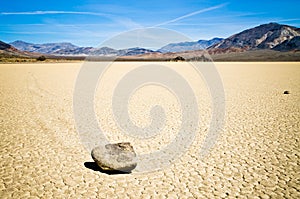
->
[84, 162, 131, 175]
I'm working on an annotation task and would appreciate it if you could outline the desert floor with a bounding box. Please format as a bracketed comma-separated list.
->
[0, 62, 299, 198]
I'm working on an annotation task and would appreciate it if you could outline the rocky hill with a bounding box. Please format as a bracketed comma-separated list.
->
[273, 36, 300, 51]
[209, 23, 300, 51]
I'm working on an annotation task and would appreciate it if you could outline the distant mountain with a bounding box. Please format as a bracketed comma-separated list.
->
[10, 40, 79, 54]
[0, 40, 39, 57]
[54, 46, 155, 56]
[209, 23, 300, 51]
[10, 39, 223, 55]
[117, 47, 155, 56]
[158, 38, 223, 52]
[10, 40, 155, 56]
[54, 46, 117, 56]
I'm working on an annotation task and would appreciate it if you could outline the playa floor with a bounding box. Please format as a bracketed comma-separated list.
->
[0, 62, 299, 198]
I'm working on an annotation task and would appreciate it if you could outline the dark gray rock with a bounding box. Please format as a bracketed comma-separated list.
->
[170, 56, 185, 62]
[284, 90, 290, 94]
[91, 142, 137, 172]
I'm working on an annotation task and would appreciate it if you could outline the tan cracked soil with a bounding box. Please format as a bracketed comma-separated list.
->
[0, 62, 299, 198]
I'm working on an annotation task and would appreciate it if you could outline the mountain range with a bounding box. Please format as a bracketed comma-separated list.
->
[9, 38, 223, 56]
[9, 41, 156, 56]
[9, 41, 78, 54]
[1, 22, 300, 61]
[158, 38, 223, 52]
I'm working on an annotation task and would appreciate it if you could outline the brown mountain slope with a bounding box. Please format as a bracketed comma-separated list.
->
[0, 40, 41, 58]
[209, 23, 300, 51]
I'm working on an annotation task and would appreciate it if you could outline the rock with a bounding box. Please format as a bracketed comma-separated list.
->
[91, 142, 137, 172]
[170, 56, 185, 62]
[283, 91, 290, 94]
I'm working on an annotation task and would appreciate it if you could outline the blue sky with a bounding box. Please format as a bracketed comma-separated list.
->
[0, 0, 299, 48]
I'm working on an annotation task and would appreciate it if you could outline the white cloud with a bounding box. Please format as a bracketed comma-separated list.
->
[0, 11, 142, 29]
[154, 3, 228, 27]
[0, 11, 108, 16]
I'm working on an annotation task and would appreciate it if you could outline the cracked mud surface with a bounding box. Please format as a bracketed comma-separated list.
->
[0, 62, 299, 198]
